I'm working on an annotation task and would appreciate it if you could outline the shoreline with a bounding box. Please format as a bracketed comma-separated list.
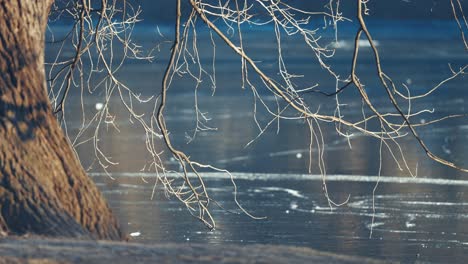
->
[0, 236, 391, 264]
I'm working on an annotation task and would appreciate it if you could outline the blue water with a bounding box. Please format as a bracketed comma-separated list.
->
[94, 172, 468, 263]
[46, 19, 468, 263]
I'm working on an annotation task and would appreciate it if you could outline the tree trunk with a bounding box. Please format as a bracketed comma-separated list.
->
[0, 1, 122, 240]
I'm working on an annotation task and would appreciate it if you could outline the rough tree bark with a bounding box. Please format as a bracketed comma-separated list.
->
[0, 1, 122, 239]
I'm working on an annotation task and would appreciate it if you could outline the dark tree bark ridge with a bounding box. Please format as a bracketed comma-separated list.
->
[0, 0, 122, 240]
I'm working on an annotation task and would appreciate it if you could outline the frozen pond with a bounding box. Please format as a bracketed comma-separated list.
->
[93, 172, 468, 263]
[46, 19, 468, 263]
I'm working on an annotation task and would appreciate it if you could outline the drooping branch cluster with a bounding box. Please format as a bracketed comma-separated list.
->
[186, 0, 467, 204]
[47, 0, 468, 229]
[47, 0, 153, 173]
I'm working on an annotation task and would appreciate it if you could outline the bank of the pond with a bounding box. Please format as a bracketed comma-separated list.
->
[0, 236, 392, 264]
